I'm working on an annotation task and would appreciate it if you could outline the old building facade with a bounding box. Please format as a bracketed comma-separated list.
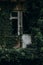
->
[0, 0, 32, 48]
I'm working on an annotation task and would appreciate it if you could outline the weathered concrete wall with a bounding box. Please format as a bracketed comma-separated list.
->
[22, 34, 32, 48]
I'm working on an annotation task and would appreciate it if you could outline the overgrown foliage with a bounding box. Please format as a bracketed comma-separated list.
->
[0, 48, 43, 65]
[0, 0, 43, 64]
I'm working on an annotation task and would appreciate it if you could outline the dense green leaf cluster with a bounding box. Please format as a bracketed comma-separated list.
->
[0, 48, 42, 60]
[0, 48, 43, 65]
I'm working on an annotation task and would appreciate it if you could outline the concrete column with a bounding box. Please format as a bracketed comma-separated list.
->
[18, 11, 23, 35]
[18, 11, 23, 47]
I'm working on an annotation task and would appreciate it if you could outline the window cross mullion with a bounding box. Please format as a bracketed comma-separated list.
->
[10, 17, 18, 20]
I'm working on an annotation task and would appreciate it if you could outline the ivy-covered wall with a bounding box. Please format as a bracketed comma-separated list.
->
[0, 0, 43, 64]
[0, 9, 17, 48]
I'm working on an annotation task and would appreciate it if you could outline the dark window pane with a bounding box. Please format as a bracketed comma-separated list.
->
[23, 12, 29, 34]
[12, 19, 18, 34]
[12, 12, 17, 17]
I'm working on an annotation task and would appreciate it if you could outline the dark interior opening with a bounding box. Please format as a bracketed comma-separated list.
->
[12, 12, 17, 17]
[12, 19, 18, 35]
[23, 12, 29, 34]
